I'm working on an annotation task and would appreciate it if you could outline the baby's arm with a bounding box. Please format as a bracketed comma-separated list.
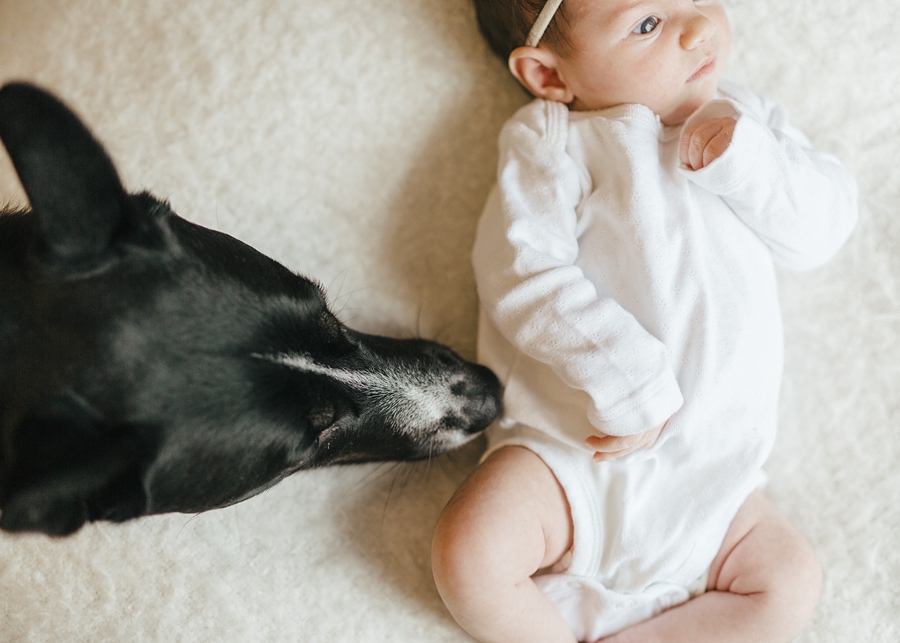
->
[473, 100, 683, 440]
[680, 91, 858, 270]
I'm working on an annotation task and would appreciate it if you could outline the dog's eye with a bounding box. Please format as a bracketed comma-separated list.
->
[309, 401, 336, 431]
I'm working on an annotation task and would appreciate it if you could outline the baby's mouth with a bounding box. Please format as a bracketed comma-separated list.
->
[688, 58, 716, 83]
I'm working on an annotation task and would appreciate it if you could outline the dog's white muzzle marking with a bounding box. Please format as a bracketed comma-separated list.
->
[255, 352, 460, 432]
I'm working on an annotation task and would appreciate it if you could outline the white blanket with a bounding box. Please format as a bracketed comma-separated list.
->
[0, 1, 896, 641]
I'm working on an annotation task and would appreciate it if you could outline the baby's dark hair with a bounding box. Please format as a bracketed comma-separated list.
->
[473, 0, 573, 61]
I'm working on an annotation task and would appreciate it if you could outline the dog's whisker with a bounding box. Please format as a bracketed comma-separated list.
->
[325, 268, 349, 299]
[415, 302, 426, 339]
[174, 512, 204, 543]
[328, 285, 372, 320]
[324, 269, 353, 314]
[379, 466, 405, 533]
[359, 461, 394, 488]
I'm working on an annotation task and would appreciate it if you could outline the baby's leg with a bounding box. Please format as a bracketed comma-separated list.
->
[600, 491, 822, 643]
[432, 445, 577, 643]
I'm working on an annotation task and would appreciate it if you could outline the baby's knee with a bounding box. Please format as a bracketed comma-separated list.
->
[781, 532, 823, 613]
[432, 449, 560, 605]
[722, 495, 824, 638]
[432, 492, 516, 602]
[431, 500, 482, 602]
[762, 528, 823, 636]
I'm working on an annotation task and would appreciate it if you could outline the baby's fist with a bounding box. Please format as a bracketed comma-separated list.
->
[679, 117, 736, 171]
[585, 421, 667, 463]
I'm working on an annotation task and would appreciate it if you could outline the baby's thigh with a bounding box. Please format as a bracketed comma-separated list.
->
[432, 446, 574, 588]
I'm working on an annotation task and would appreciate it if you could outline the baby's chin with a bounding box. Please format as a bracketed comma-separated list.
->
[661, 91, 720, 126]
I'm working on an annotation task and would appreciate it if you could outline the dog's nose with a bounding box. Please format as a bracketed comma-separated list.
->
[462, 363, 502, 432]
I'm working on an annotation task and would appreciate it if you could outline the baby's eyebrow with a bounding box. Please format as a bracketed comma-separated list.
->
[604, 0, 655, 28]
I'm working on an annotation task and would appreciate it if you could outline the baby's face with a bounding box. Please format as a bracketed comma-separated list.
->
[553, 0, 730, 125]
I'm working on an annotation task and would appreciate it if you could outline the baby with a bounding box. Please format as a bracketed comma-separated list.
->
[432, 1, 858, 642]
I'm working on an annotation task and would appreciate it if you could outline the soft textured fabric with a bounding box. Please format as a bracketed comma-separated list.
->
[0, 1, 897, 642]
[476, 85, 857, 445]
[473, 83, 856, 638]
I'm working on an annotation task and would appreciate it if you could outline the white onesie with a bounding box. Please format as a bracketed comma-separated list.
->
[472, 82, 857, 641]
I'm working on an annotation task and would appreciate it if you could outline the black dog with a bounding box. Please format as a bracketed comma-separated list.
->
[0, 82, 500, 536]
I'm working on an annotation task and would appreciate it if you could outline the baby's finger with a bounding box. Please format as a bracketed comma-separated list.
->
[702, 128, 731, 167]
[585, 434, 635, 452]
[679, 127, 699, 168]
[592, 446, 638, 462]
[683, 129, 710, 171]
[691, 124, 720, 170]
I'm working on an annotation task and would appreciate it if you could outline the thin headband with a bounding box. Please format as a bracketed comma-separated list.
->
[525, 0, 564, 47]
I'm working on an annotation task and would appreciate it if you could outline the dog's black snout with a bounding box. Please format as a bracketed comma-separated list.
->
[460, 363, 503, 432]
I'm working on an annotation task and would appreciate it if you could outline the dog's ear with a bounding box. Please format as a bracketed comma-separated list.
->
[0, 393, 152, 536]
[0, 82, 127, 264]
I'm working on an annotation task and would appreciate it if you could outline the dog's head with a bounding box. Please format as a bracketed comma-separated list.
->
[0, 82, 501, 536]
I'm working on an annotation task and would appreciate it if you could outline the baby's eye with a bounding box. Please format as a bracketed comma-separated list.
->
[633, 16, 660, 35]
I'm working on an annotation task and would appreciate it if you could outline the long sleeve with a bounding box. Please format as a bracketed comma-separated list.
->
[473, 100, 684, 437]
[681, 89, 858, 271]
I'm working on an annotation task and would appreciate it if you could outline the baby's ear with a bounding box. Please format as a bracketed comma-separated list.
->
[508, 46, 574, 103]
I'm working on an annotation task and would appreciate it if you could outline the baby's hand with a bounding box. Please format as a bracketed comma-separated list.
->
[679, 117, 736, 171]
[585, 421, 667, 463]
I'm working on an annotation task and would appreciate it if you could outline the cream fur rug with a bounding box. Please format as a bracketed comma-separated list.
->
[0, 1, 897, 641]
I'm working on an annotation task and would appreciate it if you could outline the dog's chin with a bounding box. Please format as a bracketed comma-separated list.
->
[299, 430, 481, 468]
[203, 474, 290, 513]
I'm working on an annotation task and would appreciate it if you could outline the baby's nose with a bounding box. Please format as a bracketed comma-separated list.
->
[681, 13, 715, 49]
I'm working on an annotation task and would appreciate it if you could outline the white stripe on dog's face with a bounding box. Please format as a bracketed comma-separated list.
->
[256, 352, 459, 432]
[266, 353, 387, 391]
